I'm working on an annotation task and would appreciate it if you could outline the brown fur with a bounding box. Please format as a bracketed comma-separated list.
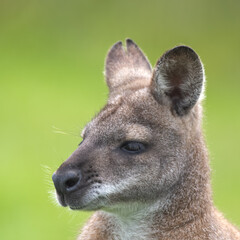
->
[53, 39, 240, 240]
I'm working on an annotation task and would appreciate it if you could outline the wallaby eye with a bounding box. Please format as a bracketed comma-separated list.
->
[120, 141, 146, 154]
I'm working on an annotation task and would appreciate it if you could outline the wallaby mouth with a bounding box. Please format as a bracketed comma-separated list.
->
[55, 191, 67, 207]
[53, 178, 93, 209]
[52, 161, 103, 210]
[52, 170, 83, 207]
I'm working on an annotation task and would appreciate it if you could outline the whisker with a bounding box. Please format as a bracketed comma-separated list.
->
[52, 125, 82, 138]
[41, 165, 60, 206]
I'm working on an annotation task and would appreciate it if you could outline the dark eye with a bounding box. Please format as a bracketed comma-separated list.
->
[120, 141, 146, 154]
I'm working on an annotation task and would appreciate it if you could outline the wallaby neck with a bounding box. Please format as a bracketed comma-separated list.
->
[152, 133, 212, 231]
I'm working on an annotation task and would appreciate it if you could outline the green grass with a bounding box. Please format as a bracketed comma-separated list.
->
[0, 0, 240, 239]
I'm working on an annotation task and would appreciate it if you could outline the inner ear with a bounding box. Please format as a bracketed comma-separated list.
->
[105, 39, 152, 94]
[151, 46, 204, 116]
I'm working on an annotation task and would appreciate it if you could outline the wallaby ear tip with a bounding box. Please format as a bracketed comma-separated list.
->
[126, 38, 139, 50]
[126, 38, 133, 42]
[178, 45, 199, 55]
[105, 41, 123, 64]
[163, 45, 200, 61]
[173, 45, 194, 50]
[111, 41, 123, 50]
[170, 45, 195, 52]
[126, 38, 135, 45]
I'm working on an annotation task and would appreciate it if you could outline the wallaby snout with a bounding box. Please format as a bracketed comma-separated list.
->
[53, 143, 104, 210]
[52, 170, 82, 194]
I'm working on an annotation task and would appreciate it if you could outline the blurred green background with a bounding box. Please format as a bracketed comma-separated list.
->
[0, 0, 240, 239]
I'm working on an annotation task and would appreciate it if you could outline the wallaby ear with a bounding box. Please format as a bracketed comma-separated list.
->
[151, 46, 205, 116]
[105, 39, 152, 93]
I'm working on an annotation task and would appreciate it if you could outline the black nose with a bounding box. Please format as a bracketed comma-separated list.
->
[52, 170, 82, 194]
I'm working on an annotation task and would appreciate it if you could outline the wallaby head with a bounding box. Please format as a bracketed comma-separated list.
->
[52, 39, 209, 217]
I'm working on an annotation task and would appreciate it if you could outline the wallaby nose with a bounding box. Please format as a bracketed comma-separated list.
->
[52, 170, 82, 194]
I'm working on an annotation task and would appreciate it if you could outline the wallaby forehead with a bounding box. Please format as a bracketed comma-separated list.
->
[82, 88, 176, 141]
[96, 88, 153, 125]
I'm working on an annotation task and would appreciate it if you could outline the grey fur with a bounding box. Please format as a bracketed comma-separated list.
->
[53, 40, 240, 240]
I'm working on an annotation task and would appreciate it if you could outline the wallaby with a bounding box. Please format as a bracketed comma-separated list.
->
[52, 39, 240, 240]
